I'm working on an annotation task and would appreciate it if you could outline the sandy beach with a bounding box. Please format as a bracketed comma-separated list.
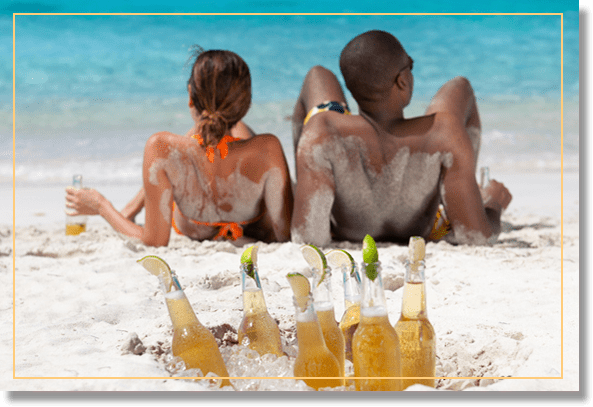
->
[0, 168, 580, 392]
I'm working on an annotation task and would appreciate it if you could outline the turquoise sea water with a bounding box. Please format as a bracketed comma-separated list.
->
[1, 0, 579, 185]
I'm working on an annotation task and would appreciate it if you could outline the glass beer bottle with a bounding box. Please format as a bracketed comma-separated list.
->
[162, 273, 231, 388]
[237, 261, 283, 357]
[480, 166, 490, 188]
[338, 260, 361, 362]
[352, 235, 402, 391]
[311, 267, 345, 384]
[394, 237, 436, 389]
[65, 174, 87, 235]
[293, 293, 342, 390]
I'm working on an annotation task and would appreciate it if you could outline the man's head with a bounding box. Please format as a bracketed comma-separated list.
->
[339, 30, 412, 104]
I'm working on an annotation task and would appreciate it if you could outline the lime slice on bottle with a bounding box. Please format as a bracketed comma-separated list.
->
[300, 244, 328, 286]
[408, 236, 425, 262]
[240, 245, 258, 279]
[362, 234, 379, 281]
[137, 255, 174, 292]
[286, 272, 311, 310]
[326, 249, 356, 275]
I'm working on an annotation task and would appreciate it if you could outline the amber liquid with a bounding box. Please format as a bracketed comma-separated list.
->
[352, 309, 402, 391]
[166, 293, 231, 387]
[339, 301, 360, 362]
[294, 317, 342, 390]
[394, 282, 436, 389]
[65, 223, 86, 235]
[316, 306, 345, 384]
[238, 288, 283, 357]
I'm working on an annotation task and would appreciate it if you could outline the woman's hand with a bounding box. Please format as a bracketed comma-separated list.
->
[65, 187, 106, 216]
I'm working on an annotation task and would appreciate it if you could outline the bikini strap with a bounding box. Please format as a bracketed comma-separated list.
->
[172, 202, 264, 241]
[192, 134, 241, 163]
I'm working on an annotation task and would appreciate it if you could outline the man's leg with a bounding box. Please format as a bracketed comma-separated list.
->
[425, 76, 482, 165]
[292, 66, 348, 158]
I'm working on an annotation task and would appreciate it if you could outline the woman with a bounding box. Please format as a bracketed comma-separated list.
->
[66, 49, 293, 246]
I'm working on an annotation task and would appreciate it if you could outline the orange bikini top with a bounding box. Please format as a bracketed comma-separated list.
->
[171, 134, 263, 241]
[192, 134, 239, 163]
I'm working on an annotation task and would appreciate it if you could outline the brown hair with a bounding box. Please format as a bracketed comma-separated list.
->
[339, 30, 408, 103]
[188, 48, 252, 146]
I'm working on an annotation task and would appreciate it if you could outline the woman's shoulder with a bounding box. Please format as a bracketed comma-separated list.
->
[233, 133, 288, 170]
[146, 131, 190, 148]
[242, 133, 283, 151]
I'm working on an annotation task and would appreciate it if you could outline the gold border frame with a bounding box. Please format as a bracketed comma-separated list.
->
[12, 12, 565, 384]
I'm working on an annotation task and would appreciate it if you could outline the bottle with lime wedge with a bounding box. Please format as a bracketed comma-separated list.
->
[300, 245, 345, 384]
[286, 272, 342, 390]
[326, 248, 361, 363]
[352, 235, 402, 391]
[137, 255, 231, 388]
[394, 236, 436, 389]
[237, 245, 284, 357]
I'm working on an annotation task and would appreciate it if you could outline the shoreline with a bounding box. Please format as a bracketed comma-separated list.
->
[2, 168, 579, 228]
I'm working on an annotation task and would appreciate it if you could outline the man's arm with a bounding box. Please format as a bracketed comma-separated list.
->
[291, 123, 336, 247]
[260, 135, 293, 242]
[439, 126, 498, 245]
[428, 77, 511, 244]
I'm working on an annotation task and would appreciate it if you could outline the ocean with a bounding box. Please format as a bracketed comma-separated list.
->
[2, 2, 579, 186]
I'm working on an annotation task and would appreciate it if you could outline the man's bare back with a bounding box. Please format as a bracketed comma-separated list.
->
[291, 31, 511, 247]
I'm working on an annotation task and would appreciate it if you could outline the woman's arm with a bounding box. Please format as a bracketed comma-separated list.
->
[120, 188, 145, 222]
[65, 187, 144, 239]
[65, 132, 174, 247]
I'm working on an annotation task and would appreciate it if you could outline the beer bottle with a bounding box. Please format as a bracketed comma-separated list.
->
[338, 257, 361, 362]
[311, 266, 345, 384]
[352, 235, 402, 391]
[394, 236, 436, 389]
[287, 273, 341, 390]
[65, 174, 87, 235]
[162, 272, 231, 387]
[238, 246, 283, 357]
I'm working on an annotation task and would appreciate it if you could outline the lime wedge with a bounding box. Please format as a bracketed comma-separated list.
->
[362, 235, 379, 281]
[300, 244, 328, 286]
[408, 236, 425, 262]
[362, 235, 378, 263]
[240, 245, 258, 279]
[286, 272, 311, 310]
[137, 255, 174, 292]
[326, 249, 356, 276]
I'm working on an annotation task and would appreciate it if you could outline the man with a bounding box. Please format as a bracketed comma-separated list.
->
[291, 30, 511, 246]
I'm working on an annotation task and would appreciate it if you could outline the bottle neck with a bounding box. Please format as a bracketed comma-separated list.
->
[72, 174, 83, 188]
[360, 261, 388, 315]
[241, 264, 268, 314]
[401, 260, 427, 319]
[294, 295, 326, 348]
[241, 263, 262, 290]
[312, 267, 334, 311]
[160, 271, 199, 327]
[342, 264, 362, 309]
[164, 289, 200, 327]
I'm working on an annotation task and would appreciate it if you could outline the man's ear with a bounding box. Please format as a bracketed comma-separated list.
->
[395, 71, 408, 91]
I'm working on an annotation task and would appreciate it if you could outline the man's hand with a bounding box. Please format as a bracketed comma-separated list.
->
[480, 179, 512, 212]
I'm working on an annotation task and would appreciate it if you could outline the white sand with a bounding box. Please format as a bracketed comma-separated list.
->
[0, 169, 581, 393]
